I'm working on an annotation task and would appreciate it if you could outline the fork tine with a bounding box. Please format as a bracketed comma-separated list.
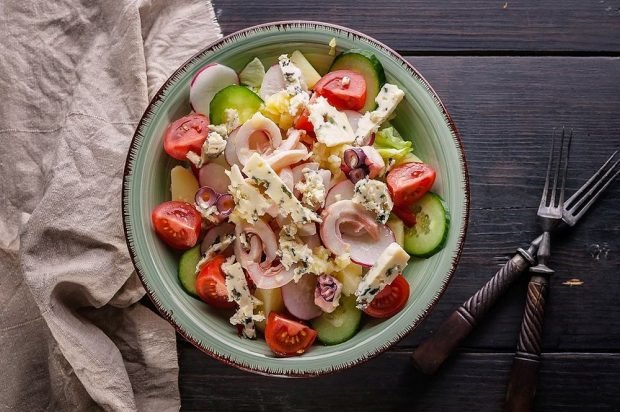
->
[558, 129, 573, 208]
[565, 153, 620, 223]
[550, 127, 566, 208]
[565, 151, 619, 211]
[541, 129, 556, 209]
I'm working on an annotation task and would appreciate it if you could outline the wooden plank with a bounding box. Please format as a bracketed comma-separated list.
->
[178, 345, 620, 411]
[212, 0, 620, 53]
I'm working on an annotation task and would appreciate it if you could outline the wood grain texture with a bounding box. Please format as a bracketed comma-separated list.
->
[212, 0, 620, 53]
[174, 4, 620, 408]
[178, 341, 620, 411]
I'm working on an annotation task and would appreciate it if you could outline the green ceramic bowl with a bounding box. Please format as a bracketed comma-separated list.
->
[123, 21, 469, 377]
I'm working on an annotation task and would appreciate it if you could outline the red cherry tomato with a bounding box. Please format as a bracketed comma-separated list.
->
[163, 114, 209, 160]
[314, 70, 367, 111]
[264, 312, 317, 357]
[294, 108, 315, 136]
[363, 275, 410, 319]
[151, 201, 201, 249]
[387, 162, 436, 209]
[195, 255, 236, 309]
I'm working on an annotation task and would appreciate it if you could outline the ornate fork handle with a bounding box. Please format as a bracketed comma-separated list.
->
[504, 275, 549, 412]
[411, 247, 536, 375]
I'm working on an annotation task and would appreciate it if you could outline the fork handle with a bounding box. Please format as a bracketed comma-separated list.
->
[411, 248, 536, 375]
[504, 275, 549, 412]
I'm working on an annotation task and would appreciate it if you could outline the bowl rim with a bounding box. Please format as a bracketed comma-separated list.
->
[122, 20, 470, 377]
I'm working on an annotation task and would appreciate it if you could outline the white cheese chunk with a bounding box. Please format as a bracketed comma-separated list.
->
[186, 123, 229, 167]
[295, 168, 326, 210]
[195, 234, 236, 274]
[224, 108, 240, 133]
[355, 242, 410, 309]
[354, 84, 405, 145]
[222, 256, 265, 339]
[352, 177, 394, 224]
[242, 153, 321, 225]
[226, 164, 273, 224]
[278, 54, 307, 96]
[307, 96, 355, 147]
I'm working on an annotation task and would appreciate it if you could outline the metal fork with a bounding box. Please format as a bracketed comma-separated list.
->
[504, 129, 572, 412]
[411, 143, 619, 377]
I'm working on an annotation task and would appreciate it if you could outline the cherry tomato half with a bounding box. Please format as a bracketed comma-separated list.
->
[163, 114, 209, 160]
[363, 275, 410, 319]
[195, 255, 236, 309]
[387, 162, 436, 211]
[294, 108, 315, 137]
[265, 312, 317, 357]
[151, 201, 201, 250]
[314, 70, 367, 111]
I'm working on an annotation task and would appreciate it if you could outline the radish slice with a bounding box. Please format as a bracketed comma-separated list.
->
[198, 163, 231, 194]
[320, 200, 395, 267]
[201, 223, 235, 254]
[190, 63, 239, 116]
[282, 275, 322, 320]
[224, 128, 240, 167]
[325, 180, 355, 208]
[344, 110, 363, 131]
[259, 65, 286, 100]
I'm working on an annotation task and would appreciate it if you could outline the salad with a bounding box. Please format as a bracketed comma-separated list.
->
[151, 43, 449, 357]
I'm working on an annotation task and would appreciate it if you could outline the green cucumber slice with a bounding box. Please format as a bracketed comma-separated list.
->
[311, 295, 362, 345]
[329, 49, 386, 112]
[404, 192, 450, 258]
[209, 85, 263, 125]
[178, 245, 201, 298]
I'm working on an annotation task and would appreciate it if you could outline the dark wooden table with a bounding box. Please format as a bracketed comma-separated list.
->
[177, 1, 620, 410]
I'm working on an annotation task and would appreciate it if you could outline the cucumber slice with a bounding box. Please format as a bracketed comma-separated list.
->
[311, 295, 362, 345]
[178, 245, 201, 297]
[329, 49, 386, 112]
[404, 192, 450, 258]
[209, 85, 263, 125]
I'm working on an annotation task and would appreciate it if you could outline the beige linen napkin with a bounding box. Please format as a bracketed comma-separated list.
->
[0, 1, 221, 410]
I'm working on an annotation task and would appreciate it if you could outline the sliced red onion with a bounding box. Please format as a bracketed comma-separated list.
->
[195, 186, 218, 209]
[201, 223, 235, 254]
[343, 148, 366, 169]
[216, 194, 234, 216]
[325, 179, 355, 208]
[320, 200, 395, 267]
[347, 167, 368, 184]
[224, 127, 240, 167]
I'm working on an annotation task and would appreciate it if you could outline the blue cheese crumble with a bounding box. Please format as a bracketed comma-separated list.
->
[187, 124, 229, 167]
[226, 165, 273, 224]
[195, 234, 235, 274]
[354, 83, 405, 145]
[355, 242, 410, 309]
[222, 256, 265, 339]
[352, 177, 393, 224]
[242, 153, 321, 225]
[278, 54, 309, 116]
[295, 168, 326, 210]
[307, 96, 355, 147]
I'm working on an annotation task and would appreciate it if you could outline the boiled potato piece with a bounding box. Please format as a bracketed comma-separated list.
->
[254, 287, 284, 332]
[335, 263, 363, 296]
[170, 166, 199, 203]
[290, 50, 321, 89]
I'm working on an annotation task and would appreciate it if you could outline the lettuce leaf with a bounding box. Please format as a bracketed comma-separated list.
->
[373, 127, 413, 161]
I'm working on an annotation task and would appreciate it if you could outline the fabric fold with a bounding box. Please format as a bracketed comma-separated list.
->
[0, 0, 221, 410]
